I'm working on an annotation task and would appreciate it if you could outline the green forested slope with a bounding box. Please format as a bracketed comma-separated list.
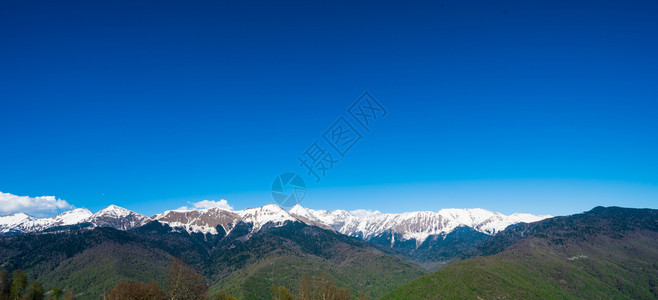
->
[383, 207, 658, 299]
[209, 222, 425, 299]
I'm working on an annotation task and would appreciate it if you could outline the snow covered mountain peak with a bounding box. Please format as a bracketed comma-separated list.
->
[237, 204, 297, 232]
[289, 205, 352, 227]
[153, 203, 298, 235]
[51, 208, 93, 225]
[94, 205, 134, 218]
[1, 202, 552, 247]
[289, 204, 315, 218]
[87, 205, 149, 231]
[293, 205, 552, 247]
[0, 213, 34, 226]
[0, 208, 94, 234]
[251, 203, 288, 213]
[153, 207, 240, 235]
[350, 209, 383, 218]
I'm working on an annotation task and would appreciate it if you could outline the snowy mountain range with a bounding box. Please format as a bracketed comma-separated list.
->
[0, 204, 551, 248]
[289, 205, 551, 246]
[0, 208, 93, 235]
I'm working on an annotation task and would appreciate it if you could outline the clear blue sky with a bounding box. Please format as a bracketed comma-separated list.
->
[1, 0, 657, 217]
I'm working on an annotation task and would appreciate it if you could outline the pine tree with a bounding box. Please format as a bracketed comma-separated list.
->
[9, 270, 26, 300]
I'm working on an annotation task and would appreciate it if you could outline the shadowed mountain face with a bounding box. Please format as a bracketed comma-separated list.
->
[383, 207, 658, 299]
[289, 205, 550, 244]
[208, 221, 427, 299]
[86, 205, 150, 231]
[1, 204, 551, 269]
[288, 205, 550, 266]
[368, 226, 491, 270]
[0, 220, 426, 299]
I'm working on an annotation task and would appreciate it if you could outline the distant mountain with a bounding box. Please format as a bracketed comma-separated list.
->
[152, 203, 297, 235]
[0, 208, 93, 235]
[86, 205, 150, 231]
[0, 205, 150, 234]
[1, 204, 550, 268]
[152, 204, 550, 265]
[0, 219, 425, 299]
[289, 205, 550, 265]
[383, 206, 658, 299]
[290, 205, 550, 245]
[1, 204, 549, 241]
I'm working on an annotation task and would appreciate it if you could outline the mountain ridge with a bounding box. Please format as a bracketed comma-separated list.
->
[289, 205, 551, 247]
[0, 204, 551, 244]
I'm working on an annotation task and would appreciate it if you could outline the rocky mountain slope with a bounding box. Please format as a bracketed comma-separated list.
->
[152, 203, 297, 235]
[85, 205, 150, 231]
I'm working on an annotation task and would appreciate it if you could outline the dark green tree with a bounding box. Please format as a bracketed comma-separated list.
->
[25, 280, 44, 300]
[9, 270, 26, 300]
[0, 270, 10, 300]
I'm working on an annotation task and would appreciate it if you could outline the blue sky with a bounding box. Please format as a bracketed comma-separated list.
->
[1, 0, 657, 217]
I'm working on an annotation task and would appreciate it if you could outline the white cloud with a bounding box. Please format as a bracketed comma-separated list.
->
[0, 191, 73, 217]
[177, 199, 233, 211]
[350, 209, 382, 218]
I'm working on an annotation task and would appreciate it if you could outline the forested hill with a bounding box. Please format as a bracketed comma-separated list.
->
[383, 207, 658, 299]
